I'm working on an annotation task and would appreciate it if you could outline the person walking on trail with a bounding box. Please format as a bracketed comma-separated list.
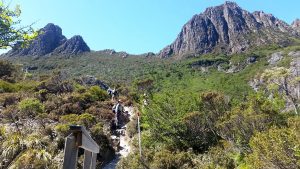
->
[107, 88, 113, 96]
[112, 99, 124, 129]
[112, 88, 118, 101]
[107, 87, 118, 101]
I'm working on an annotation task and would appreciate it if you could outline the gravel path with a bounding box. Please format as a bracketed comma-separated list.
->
[102, 106, 134, 169]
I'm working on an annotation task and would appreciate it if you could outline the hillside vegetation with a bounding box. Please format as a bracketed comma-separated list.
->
[0, 61, 123, 168]
[1, 43, 300, 168]
[1, 1, 300, 168]
[116, 44, 300, 169]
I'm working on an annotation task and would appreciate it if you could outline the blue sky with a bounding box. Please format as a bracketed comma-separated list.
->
[8, 0, 300, 54]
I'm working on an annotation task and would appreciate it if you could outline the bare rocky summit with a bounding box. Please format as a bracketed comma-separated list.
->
[6, 23, 90, 57]
[292, 19, 300, 32]
[159, 1, 299, 59]
[52, 35, 90, 55]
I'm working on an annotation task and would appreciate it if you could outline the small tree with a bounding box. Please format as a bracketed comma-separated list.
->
[0, 1, 37, 49]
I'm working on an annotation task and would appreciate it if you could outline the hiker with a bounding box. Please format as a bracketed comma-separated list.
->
[107, 88, 113, 96]
[112, 88, 118, 101]
[107, 87, 118, 101]
[112, 99, 124, 129]
[112, 88, 119, 100]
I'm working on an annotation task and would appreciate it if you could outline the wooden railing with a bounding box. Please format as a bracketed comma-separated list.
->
[63, 125, 99, 169]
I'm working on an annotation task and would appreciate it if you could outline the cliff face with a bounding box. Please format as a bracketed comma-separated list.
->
[6, 23, 90, 57]
[159, 1, 299, 59]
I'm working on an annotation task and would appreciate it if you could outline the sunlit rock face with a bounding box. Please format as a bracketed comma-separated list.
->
[6, 23, 90, 57]
[159, 1, 298, 59]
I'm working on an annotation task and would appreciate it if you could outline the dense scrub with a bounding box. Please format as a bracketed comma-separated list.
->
[117, 45, 300, 169]
[0, 67, 119, 168]
[118, 91, 299, 169]
[1, 44, 300, 169]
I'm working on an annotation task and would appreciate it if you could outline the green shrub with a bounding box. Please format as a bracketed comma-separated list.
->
[59, 113, 96, 128]
[74, 83, 86, 93]
[0, 80, 37, 93]
[55, 124, 70, 137]
[78, 113, 96, 128]
[0, 80, 16, 93]
[245, 127, 300, 169]
[18, 98, 45, 117]
[74, 86, 108, 104]
[59, 114, 79, 124]
[180, 111, 219, 152]
[144, 91, 199, 149]
[16, 81, 39, 92]
[217, 92, 285, 148]
[151, 149, 194, 169]
[90, 123, 115, 163]
[87, 86, 109, 101]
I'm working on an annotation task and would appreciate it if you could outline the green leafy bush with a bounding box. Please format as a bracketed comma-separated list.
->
[59, 113, 96, 128]
[18, 98, 45, 117]
[180, 111, 219, 152]
[151, 149, 194, 169]
[245, 127, 300, 169]
[0, 80, 16, 93]
[217, 92, 285, 148]
[87, 86, 109, 101]
[55, 124, 70, 137]
[74, 86, 109, 104]
[78, 113, 96, 128]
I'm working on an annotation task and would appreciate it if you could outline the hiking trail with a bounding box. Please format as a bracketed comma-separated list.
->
[102, 106, 134, 169]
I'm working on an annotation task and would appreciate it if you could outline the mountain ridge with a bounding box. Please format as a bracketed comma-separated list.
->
[5, 23, 90, 57]
[3, 2, 300, 59]
[159, 1, 300, 59]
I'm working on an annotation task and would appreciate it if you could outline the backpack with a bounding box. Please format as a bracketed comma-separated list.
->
[112, 90, 118, 97]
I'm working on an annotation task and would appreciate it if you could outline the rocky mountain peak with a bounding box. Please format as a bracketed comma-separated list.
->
[52, 35, 90, 55]
[6, 23, 90, 57]
[42, 23, 63, 35]
[159, 1, 299, 59]
[7, 23, 67, 56]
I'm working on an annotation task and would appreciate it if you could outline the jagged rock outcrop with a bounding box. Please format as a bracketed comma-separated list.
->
[292, 19, 300, 32]
[52, 35, 90, 55]
[7, 23, 67, 56]
[6, 23, 90, 57]
[159, 1, 299, 59]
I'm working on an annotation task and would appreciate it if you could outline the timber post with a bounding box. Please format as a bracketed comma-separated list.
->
[62, 125, 99, 169]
